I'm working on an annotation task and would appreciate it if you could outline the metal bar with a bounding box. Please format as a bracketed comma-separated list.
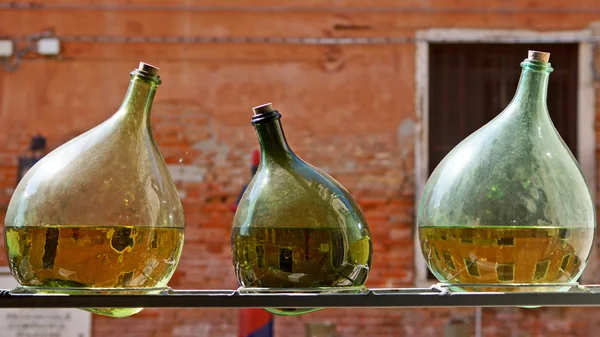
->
[2, 286, 600, 309]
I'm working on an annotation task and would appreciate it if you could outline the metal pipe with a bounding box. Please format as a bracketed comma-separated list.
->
[7, 34, 600, 45]
[475, 307, 482, 337]
[2, 2, 600, 14]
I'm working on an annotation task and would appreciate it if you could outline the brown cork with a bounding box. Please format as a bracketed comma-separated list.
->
[253, 103, 275, 115]
[528, 50, 550, 62]
[138, 62, 159, 75]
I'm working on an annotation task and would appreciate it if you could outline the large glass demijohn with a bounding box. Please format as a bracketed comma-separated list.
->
[231, 103, 372, 315]
[417, 51, 595, 291]
[4, 63, 185, 317]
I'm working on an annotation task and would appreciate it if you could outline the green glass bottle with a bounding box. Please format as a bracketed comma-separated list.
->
[231, 103, 372, 315]
[418, 51, 595, 292]
[4, 63, 184, 317]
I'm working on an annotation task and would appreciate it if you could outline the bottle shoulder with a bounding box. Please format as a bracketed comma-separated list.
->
[233, 156, 368, 232]
[6, 113, 182, 228]
[419, 112, 594, 228]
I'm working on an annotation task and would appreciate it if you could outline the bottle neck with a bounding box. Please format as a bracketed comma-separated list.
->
[118, 72, 160, 126]
[253, 113, 293, 163]
[510, 60, 552, 112]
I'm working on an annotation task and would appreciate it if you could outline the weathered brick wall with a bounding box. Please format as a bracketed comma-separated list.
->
[1, 1, 600, 336]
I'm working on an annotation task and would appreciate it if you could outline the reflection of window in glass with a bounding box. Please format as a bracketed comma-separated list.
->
[256, 246, 265, 268]
[316, 182, 334, 204]
[496, 263, 515, 282]
[464, 258, 480, 277]
[279, 247, 293, 272]
[444, 252, 456, 271]
[330, 231, 344, 269]
[560, 254, 572, 272]
[433, 248, 441, 261]
[423, 43, 579, 282]
[151, 231, 158, 248]
[534, 260, 550, 280]
[42, 228, 59, 269]
[497, 237, 514, 246]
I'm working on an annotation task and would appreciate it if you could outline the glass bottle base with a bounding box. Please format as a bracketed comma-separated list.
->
[238, 286, 367, 316]
[10, 286, 170, 318]
[264, 307, 323, 316]
[433, 282, 578, 293]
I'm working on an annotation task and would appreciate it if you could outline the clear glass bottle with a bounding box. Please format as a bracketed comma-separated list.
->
[4, 63, 185, 317]
[418, 51, 595, 292]
[231, 103, 372, 315]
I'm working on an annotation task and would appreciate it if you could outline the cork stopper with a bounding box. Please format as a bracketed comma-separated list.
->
[528, 50, 550, 62]
[253, 103, 275, 115]
[138, 62, 159, 75]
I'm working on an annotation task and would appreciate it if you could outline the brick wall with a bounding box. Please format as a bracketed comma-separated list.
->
[1, 1, 600, 336]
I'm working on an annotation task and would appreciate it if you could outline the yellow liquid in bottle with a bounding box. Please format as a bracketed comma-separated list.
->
[232, 227, 371, 287]
[5, 225, 184, 317]
[232, 226, 371, 315]
[419, 226, 594, 292]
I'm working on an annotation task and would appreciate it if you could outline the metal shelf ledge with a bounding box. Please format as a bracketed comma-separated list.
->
[1, 284, 600, 309]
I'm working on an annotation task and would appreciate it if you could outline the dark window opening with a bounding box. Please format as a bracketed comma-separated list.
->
[279, 247, 293, 273]
[256, 246, 265, 268]
[560, 254, 572, 272]
[497, 237, 515, 246]
[464, 258, 480, 277]
[444, 252, 456, 271]
[534, 260, 550, 280]
[496, 263, 515, 282]
[559, 228, 571, 239]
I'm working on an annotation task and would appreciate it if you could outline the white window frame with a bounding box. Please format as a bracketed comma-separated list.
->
[414, 28, 596, 286]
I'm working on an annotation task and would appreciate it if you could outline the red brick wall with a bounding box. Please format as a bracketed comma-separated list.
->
[1, 1, 600, 336]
